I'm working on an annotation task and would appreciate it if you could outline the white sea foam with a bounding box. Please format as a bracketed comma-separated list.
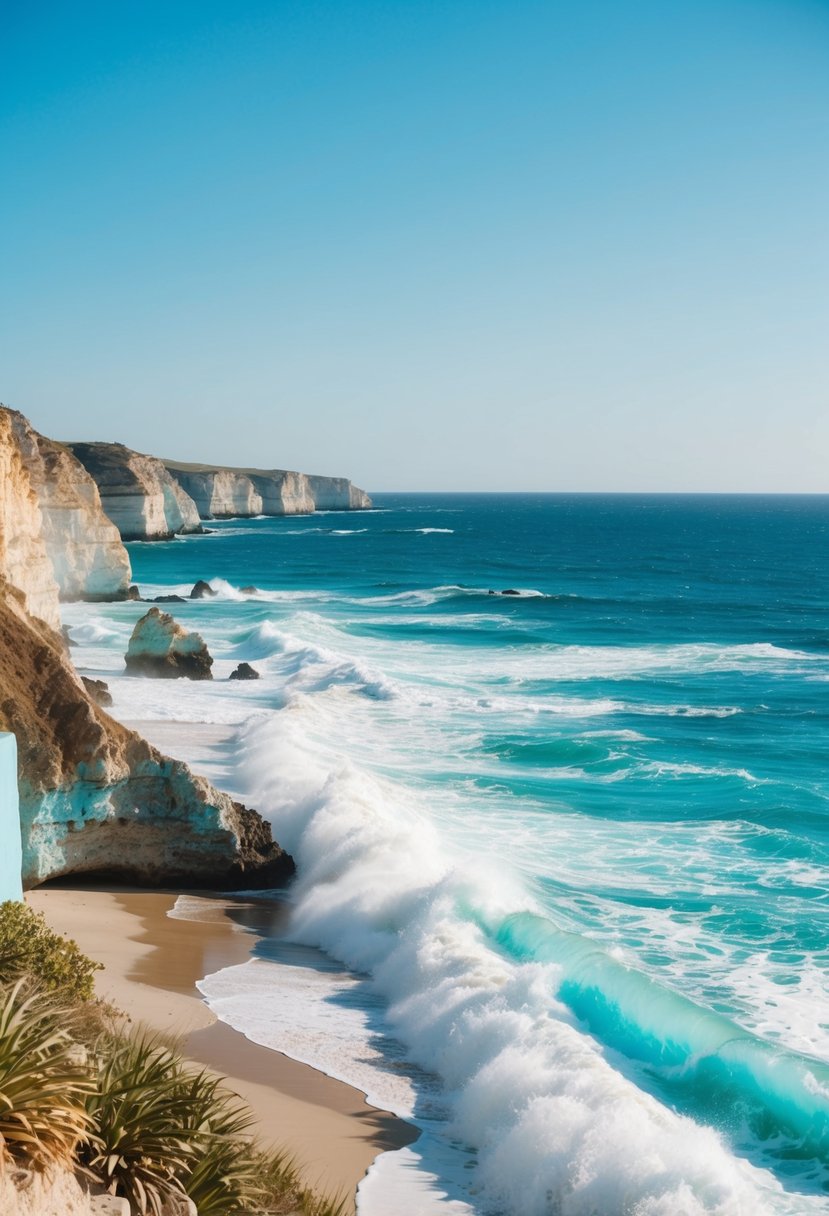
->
[210, 708, 823, 1216]
[58, 573, 829, 1215]
[68, 619, 121, 645]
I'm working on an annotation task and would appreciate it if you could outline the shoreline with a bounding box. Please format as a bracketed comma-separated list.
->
[29, 885, 417, 1213]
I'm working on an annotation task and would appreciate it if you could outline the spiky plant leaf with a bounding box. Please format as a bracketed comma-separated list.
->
[0, 979, 94, 1169]
[81, 1031, 198, 1215]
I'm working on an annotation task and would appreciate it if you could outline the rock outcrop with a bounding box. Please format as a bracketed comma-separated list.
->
[81, 677, 113, 707]
[190, 579, 217, 599]
[4, 409, 132, 601]
[229, 662, 260, 681]
[0, 410, 63, 630]
[164, 460, 371, 519]
[125, 608, 213, 679]
[66, 443, 203, 540]
[0, 582, 293, 888]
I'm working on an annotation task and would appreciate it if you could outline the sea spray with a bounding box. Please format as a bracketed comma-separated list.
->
[61, 494, 829, 1214]
[220, 708, 826, 1215]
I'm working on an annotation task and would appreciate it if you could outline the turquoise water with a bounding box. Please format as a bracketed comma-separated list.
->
[68, 494, 829, 1214]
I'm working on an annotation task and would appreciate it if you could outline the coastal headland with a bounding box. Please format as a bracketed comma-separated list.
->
[0, 402, 389, 1211]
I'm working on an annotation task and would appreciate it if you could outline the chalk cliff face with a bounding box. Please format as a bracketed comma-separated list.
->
[0, 582, 292, 888]
[307, 473, 373, 511]
[164, 461, 370, 518]
[5, 410, 132, 601]
[0, 410, 62, 630]
[165, 465, 265, 518]
[66, 442, 202, 540]
[53, 444, 370, 538]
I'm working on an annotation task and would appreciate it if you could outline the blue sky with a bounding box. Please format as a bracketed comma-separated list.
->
[2, 0, 828, 490]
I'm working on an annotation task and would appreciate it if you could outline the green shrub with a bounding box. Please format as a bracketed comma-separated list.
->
[0, 903, 346, 1215]
[81, 1030, 196, 1215]
[0, 901, 102, 1003]
[0, 979, 95, 1169]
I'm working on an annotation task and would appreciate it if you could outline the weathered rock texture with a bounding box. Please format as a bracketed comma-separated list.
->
[307, 473, 373, 511]
[125, 607, 213, 680]
[190, 579, 217, 599]
[229, 662, 260, 681]
[0, 581, 293, 888]
[66, 443, 203, 540]
[5, 410, 132, 601]
[0, 410, 63, 630]
[164, 460, 371, 519]
[81, 676, 113, 707]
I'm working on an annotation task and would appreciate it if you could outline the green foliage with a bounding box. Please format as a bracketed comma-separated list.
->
[0, 902, 347, 1215]
[82, 1025, 346, 1216]
[176, 1068, 263, 1215]
[0, 900, 102, 1003]
[81, 1031, 195, 1215]
[0, 979, 95, 1169]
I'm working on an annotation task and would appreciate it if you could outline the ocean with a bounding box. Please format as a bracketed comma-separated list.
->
[63, 493, 829, 1216]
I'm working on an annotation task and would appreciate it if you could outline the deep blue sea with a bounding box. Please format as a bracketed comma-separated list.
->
[64, 494, 829, 1216]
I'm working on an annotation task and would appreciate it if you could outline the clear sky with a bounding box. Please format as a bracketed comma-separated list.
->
[2, 0, 828, 491]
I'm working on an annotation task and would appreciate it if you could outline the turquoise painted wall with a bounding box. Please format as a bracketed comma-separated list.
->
[0, 733, 23, 901]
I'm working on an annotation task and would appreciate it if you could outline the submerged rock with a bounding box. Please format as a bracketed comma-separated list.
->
[152, 594, 186, 603]
[82, 676, 113, 707]
[240, 584, 259, 595]
[190, 579, 217, 599]
[501, 588, 521, 596]
[229, 662, 260, 681]
[125, 607, 213, 680]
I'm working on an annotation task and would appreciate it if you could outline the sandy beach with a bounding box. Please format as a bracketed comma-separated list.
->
[29, 886, 417, 1212]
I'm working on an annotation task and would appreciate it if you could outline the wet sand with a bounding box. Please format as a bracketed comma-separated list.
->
[29, 886, 417, 1212]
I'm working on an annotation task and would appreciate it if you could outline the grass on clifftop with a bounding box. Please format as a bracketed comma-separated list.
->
[0, 900, 346, 1216]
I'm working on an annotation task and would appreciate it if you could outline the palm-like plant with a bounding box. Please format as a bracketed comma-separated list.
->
[177, 1069, 265, 1216]
[0, 979, 94, 1169]
[81, 1031, 198, 1215]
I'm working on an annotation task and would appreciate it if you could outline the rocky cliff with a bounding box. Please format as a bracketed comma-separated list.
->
[0, 580, 292, 888]
[0, 410, 63, 630]
[0, 406, 292, 890]
[164, 460, 370, 518]
[307, 473, 373, 511]
[5, 410, 132, 601]
[66, 442, 203, 540]
[56, 443, 369, 538]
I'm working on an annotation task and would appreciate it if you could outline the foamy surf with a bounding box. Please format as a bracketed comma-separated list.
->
[198, 708, 828, 1216]
[63, 495, 829, 1215]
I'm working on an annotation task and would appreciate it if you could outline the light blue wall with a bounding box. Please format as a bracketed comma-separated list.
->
[0, 733, 23, 901]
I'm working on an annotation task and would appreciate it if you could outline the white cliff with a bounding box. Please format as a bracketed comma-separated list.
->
[164, 460, 370, 518]
[165, 465, 265, 517]
[307, 473, 373, 510]
[0, 406, 293, 890]
[66, 442, 202, 540]
[5, 410, 132, 601]
[0, 410, 62, 630]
